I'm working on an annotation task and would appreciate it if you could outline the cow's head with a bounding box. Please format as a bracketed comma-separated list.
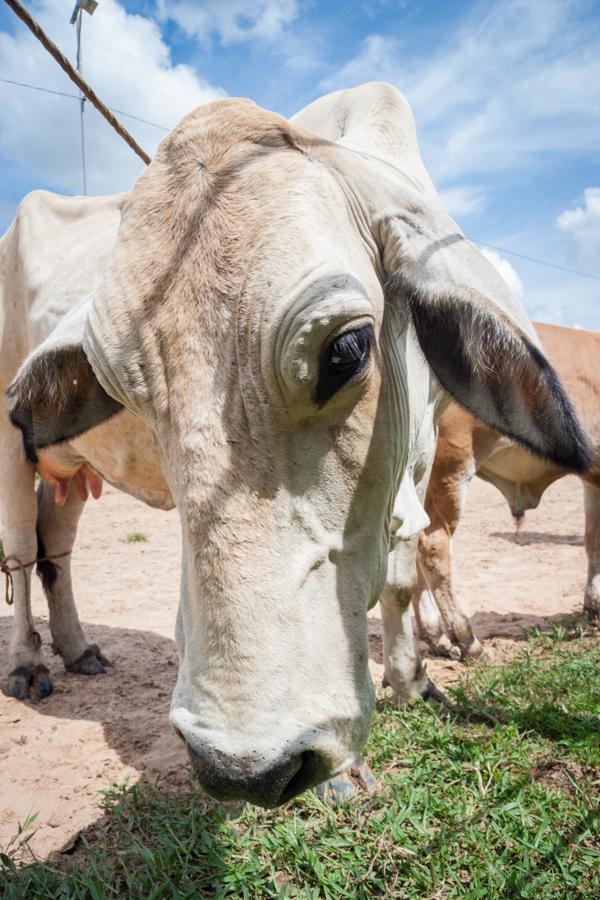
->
[8, 89, 590, 806]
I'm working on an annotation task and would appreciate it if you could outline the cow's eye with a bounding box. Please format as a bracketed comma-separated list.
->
[315, 325, 374, 406]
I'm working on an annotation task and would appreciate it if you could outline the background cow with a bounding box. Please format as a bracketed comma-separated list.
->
[412, 322, 600, 661]
[1, 84, 590, 805]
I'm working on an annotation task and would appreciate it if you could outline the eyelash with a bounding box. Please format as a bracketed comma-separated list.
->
[314, 325, 374, 407]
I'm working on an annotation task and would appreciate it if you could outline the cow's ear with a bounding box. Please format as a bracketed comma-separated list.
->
[7, 311, 123, 463]
[381, 209, 591, 473]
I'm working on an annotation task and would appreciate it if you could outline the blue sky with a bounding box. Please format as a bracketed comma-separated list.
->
[1, 0, 599, 325]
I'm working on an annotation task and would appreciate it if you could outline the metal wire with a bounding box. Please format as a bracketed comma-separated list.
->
[473, 240, 600, 282]
[0, 76, 170, 130]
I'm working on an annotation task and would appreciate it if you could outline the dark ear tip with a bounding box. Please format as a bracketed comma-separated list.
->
[546, 403, 593, 473]
[562, 435, 593, 474]
[8, 402, 38, 464]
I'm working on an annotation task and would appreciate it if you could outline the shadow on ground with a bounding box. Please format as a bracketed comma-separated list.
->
[470, 609, 588, 642]
[491, 530, 584, 546]
[0, 612, 184, 779]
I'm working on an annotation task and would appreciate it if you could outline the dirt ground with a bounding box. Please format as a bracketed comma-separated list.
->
[0, 474, 591, 858]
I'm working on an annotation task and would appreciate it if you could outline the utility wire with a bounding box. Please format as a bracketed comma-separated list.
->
[0, 75, 77, 101]
[100, 106, 169, 132]
[2, 73, 599, 283]
[473, 240, 600, 283]
[0, 76, 169, 130]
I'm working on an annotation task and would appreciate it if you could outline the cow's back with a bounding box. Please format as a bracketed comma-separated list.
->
[0, 190, 124, 386]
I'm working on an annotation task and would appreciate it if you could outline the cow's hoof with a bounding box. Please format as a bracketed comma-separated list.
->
[421, 680, 452, 711]
[430, 635, 461, 660]
[461, 636, 488, 661]
[8, 664, 53, 700]
[66, 644, 113, 676]
[584, 591, 600, 621]
[314, 760, 377, 804]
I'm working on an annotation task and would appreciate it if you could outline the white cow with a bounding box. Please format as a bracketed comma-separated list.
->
[1, 84, 589, 806]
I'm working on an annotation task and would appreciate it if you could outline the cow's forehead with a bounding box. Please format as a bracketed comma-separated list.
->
[87, 100, 383, 414]
[123, 106, 376, 321]
[159, 98, 316, 169]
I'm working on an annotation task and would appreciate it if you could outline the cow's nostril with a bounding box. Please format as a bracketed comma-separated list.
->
[279, 750, 327, 804]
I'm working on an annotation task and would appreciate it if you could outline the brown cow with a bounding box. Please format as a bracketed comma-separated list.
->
[414, 322, 600, 660]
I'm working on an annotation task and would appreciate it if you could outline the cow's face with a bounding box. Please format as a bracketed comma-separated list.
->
[89, 116, 430, 805]
[9, 97, 590, 806]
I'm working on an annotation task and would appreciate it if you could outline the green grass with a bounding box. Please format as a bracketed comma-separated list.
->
[122, 532, 148, 544]
[2, 633, 599, 899]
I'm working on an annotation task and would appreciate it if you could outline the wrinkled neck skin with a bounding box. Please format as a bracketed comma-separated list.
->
[82, 138, 436, 779]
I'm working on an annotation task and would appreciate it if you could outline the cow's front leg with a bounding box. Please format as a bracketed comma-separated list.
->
[4, 528, 52, 700]
[1, 429, 51, 700]
[313, 541, 439, 803]
[583, 480, 600, 620]
[36, 480, 112, 675]
[381, 538, 436, 702]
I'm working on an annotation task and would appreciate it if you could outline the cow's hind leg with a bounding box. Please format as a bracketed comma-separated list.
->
[416, 527, 485, 660]
[0, 424, 51, 699]
[36, 480, 112, 674]
[412, 560, 461, 660]
[583, 480, 600, 620]
[415, 457, 486, 660]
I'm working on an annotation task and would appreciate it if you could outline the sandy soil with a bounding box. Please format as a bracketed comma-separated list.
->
[0, 474, 591, 858]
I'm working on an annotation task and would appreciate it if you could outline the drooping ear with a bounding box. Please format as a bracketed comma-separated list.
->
[293, 83, 589, 471]
[381, 209, 592, 473]
[7, 305, 123, 463]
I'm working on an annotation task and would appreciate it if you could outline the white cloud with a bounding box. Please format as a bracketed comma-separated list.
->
[479, 248, 524, 299]
[556, 188, 600, 269]
[439, 185, 487, 219]
[0, 0, 225, 195]
[321, 1, 600, 185]
[318, 1, 600, 332]
[320, 34, 399, 90]
[157, 0, 299, 45]
[524, 275, 600, 330]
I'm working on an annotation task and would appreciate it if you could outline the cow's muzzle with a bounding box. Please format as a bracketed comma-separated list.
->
[186, 743, 330, 807]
